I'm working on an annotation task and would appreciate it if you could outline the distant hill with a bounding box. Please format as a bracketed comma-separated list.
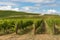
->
[0, 10, 60, 19]
[0, 10, 40, 18]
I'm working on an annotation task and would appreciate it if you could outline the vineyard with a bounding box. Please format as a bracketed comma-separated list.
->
[0, 17, 60, 36]
[0, 11, 60, 40]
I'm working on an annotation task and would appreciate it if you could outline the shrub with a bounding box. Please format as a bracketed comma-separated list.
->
[16, 20, 33, 35]
[35, 20, 46, 34]
[0, 21, 15, 34]
[34, 20, 42, 34]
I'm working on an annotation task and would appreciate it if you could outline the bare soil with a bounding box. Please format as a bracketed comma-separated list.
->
[0, 33, 60, 40]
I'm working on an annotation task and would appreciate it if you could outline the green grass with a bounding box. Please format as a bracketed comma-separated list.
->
[0, 10, 40, 18]
[0, 10, 60, 35]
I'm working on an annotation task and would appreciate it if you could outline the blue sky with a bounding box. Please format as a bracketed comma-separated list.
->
[0, 0, 60, 14]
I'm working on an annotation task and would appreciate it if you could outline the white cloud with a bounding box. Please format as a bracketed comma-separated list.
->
[0, 6, 19, 11]
[0, 2, 16, 6]
[19, 6, 33, 13]
[0, 6, 34, 12]
[19, 6, 40, 13]
[0, 6, 59, 15]
[46, 3, 60, 7]
[41, 9, 59, 15]
[47, 9, 57, 13]
[21, 6, 31, 11]
[0, 6, 11, 10]
[12, 0, 55, 3]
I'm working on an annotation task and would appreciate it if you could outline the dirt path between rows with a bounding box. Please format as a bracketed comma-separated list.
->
[0, 21, 60, 40]
[0, 33, 60, 40]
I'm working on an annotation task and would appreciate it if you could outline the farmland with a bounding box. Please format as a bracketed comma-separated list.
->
[0, 10, 60, 40]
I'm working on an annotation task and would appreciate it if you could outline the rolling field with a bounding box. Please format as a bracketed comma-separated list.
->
[0, 10, 60, 40]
